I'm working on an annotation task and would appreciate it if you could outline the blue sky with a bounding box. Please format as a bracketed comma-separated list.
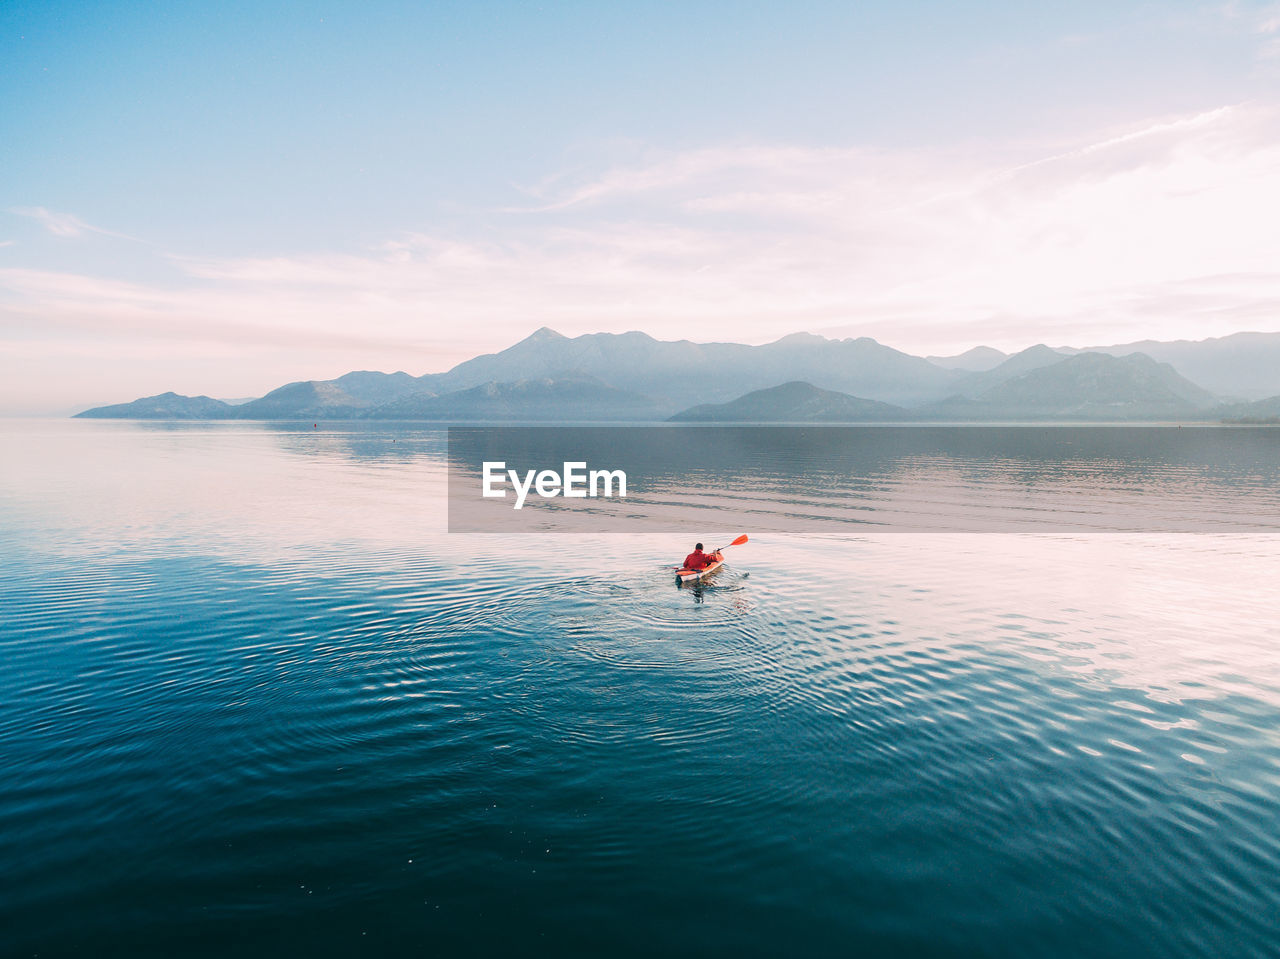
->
[3, 0, 1280, 412]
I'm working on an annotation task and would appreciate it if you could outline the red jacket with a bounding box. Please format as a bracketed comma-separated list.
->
[683, 549, 715, 570]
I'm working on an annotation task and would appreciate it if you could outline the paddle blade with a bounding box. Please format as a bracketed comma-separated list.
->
[728, 534, 748, 547]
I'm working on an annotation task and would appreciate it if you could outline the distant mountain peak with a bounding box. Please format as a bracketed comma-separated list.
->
[526, 326, 567, 342]
[922, 349, 1218, 420]
[1022, 343, 1061, 356]
[926, 345, 1008, 372]
[772, 332, 828, 346]
[612, 330, 658, 341]
[75, 392, 233, 419]
[670, 380, 908, 423]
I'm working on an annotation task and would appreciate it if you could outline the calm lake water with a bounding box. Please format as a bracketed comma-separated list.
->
[2, 420, 1279, 957]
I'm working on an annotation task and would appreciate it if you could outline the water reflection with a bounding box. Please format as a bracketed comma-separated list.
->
[447, 426, 1280, 533]
[3, 421, 1280, 956]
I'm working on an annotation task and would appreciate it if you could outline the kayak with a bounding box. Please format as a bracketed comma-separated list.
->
[675, 552, 723, 585]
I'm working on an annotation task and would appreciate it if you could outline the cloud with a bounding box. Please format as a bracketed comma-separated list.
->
[489, 102, 1280, 348]
[4, 103, 1280, 371]
[1215, 1, 1280, 58]
[8, 206, 138, 241]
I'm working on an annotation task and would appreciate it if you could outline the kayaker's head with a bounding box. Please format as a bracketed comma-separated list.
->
[695, 543, 703, 551]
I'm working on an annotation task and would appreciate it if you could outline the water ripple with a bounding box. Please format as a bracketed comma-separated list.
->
[3, 423, 1280, 956]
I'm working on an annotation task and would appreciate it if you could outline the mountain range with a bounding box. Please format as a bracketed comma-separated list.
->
[671, 381, 911, 422]
[75, 328, 1280, 423]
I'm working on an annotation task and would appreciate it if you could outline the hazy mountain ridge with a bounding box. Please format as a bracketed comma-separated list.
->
[666, 354, 1219, 423]
[950, 345, 1073, 396]
[74, 392, 233, 419]
[926, 345, 1008, 372]
[1213, 394, 1280, 423]
[74, 327, 1280, 422]
[228, 381, 366, 419]
[366, 373, 663, 421]
[226, 372, 421, 419]
[918, 352, 1217, 421]
[418, 327, 961, 408]
[670, 381, 909, 422]
[1064, 332, 1280, 400]
[331, 371, 421, 405]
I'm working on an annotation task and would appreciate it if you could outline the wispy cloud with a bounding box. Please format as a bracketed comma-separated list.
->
[1215, 1, 1280, 58]
[9, 206, 139, 241]
[4, 104, 1280, 378]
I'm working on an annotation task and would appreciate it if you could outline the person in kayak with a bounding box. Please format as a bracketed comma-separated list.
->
[682, 543, 718, 570]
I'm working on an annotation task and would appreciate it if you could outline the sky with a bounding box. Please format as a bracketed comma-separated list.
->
[3, 0, 1280, 414]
